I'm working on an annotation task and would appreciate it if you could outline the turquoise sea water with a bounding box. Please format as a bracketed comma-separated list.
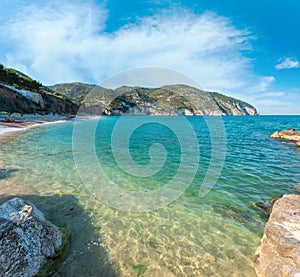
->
[0, 116, 300, 276]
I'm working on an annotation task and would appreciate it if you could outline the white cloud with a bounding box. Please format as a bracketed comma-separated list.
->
[250, 89, 300, 115]
[256, 99, 284, 107]
[249, 76, 275, 92]
[1, 1, 255, 91]
[255, 100, 296, 115]
[256, 91, 285, 98]
[275, 57, 300, 70]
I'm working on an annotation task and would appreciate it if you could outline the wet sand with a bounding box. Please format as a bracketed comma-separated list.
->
[0, 125, 32, 143]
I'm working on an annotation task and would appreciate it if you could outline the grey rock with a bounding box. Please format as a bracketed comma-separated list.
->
[0, 198, 62, 277]
[254, 194, 300, 277]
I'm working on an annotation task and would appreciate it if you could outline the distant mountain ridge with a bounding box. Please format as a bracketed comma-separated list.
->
[46, 82, 258, 116]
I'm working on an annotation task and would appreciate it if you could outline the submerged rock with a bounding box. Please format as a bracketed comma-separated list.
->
[254, 194, 300, 276]
[254, 199, 278, 214]
[0, 198, 62, 277]
[270, 128, 300, 144]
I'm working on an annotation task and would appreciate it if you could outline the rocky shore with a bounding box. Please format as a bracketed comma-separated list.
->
[270, 128, 300, 147]
[254, 194, 300, 276]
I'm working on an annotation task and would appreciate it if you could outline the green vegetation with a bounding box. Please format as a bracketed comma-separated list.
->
[0, 63, 42, 92]
[150, 88, 193, 111]
[0, 64, 79, 114]
[132, 264, 147, 276]
[46, 82, 97, 103]
[108, 88, 194, 113]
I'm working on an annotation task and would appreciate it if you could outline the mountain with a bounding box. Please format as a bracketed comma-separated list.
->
[0, 64, 258, 116]
[48, 82, 258, 116]
[0, 64, 78, 115]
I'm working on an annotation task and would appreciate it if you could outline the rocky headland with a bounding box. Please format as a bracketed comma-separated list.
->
[254, 194, 300, 276]
[0, 198, 62, 277]
[52, 83, 258, 116]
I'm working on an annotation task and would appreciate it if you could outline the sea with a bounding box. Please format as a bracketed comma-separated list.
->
[0, 115, 300, 276]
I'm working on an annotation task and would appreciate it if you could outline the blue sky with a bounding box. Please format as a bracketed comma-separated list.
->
[0, 0, 299, 114]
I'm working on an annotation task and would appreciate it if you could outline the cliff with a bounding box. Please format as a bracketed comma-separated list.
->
[254, 194, 300, 276]
[0, 83, 78, 115]
[0, 64, 78, 115]
[0, 64, 78, 114]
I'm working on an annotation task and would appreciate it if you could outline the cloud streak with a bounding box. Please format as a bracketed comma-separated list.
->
[249, 76, 275, 92]
[276, 57, 300, 70]
[2, 1, 255, 89]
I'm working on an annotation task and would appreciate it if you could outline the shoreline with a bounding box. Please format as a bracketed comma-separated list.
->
[0, 114, 100, 143]
[0, 115, 67, 143]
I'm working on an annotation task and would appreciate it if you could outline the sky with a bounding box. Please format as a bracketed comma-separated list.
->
[0, 0, 299, 114]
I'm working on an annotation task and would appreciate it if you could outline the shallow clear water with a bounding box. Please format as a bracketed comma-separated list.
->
[0, 116, 300, 276]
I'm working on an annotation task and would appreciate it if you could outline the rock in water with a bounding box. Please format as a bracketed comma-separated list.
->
[254, 194, 300, 276]
[270, 128, 300, 142]
[254, 199, 277, 214]
[0, 198, 62, 277]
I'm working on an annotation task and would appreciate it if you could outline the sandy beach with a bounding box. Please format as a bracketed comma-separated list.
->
[0, 114, 67, 143]
[0, 114, 100, 143]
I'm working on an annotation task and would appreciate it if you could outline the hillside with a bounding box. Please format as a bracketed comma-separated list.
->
[0, 64, 78, 115]
[0, 64, 41, 92]
[48, 82, 258, 116]
[46, 82, 98, 104]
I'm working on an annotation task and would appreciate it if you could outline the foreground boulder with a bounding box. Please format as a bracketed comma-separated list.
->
[254, 194, 300, 276]
[0, 198, 62, 277]
[270, 128, 300, 146]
